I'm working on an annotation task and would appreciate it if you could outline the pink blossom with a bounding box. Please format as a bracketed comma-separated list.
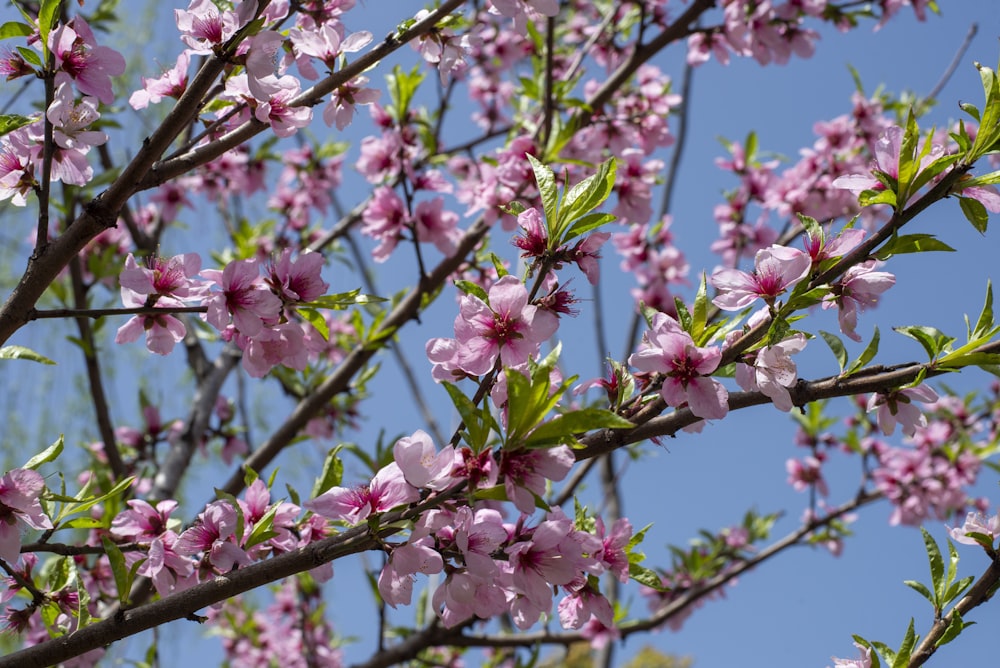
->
[48, 17, 126, 104]
[393, 430, 457, 490]
[253, 76, 312, 138]
[265, 249, 328, 304]
[735, 332, 807, 412]
[628, 312, 728, 420]
[201, 259, 282, 337]
[711, 244, 811, 310]
[0, 469, 52, 564]
[47, 84, 106, 151]
[110, 499, 179, 542]
[413, 197, 462, 255]
[119, 252, 203, 303]
[558, 585, 614, 630]
[832, 124, 945, 205]
[324, 76, 380, 130]
[362, 186, 408, 261]
[175, 0, 240, 54]
[378, 536, 443, 608]
[304, 462, 420, 525]
[867, 384, 939, 437]
[237, 322, 309, 378]
[786, 455, 828, 496]
[829, 642, 873, 668]
[500, 445, 574, 514]
[822, 260, 895, 341]
[115, 287, 187, 355]
[949, 510, 1000, 547]
[129, 50, 190, 109]
[452, 275, 559, 376]
[803, 226, 866, 265]
[594, 517, 632, 583]
[174, 500, 251, 573]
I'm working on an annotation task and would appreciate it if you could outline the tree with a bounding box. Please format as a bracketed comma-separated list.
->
[0, 1, 998, 667]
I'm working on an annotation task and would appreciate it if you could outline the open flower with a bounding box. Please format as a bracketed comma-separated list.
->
[629, 312, 728, 420]
[711, 244, 811, 310]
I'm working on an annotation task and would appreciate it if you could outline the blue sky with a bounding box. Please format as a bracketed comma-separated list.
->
[2, 2, 1000, 667]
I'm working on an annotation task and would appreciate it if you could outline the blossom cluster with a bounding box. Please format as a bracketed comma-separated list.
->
[114, 249, 329, 377]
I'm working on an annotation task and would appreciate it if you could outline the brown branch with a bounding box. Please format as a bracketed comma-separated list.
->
[575, 339, 1000, 461]
[27, 305, 208, 320]
[0, 487, 464, 668]
[909, 554, 1000, 666]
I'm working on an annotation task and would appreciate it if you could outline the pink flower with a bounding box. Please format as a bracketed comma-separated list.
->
[361, 186, 408, 261]
[452, 275, 559, 376]
[201, 259, 282, 337]
[47, 83, 106, 151]
[304, 462, 420, 525]
[500, 445, 574, 514]
[119, 252, 204, 303]
[822, 260, 895, 342]
[628, 312, 729, 420]
[711, 244, 811, 310]
[174, 501, 251, 573]
[949, 510, 1000, 547]
[569, 232, 611, 285]
[867, 384, 939, 436]
[265, 249, 328, 304]
[832, 124, 944, 206]
[803, 226, 866, 265]
[378, 536, 443, 608]
[829, 642, 873, 668]
[110, 499, 179, 542]
[48, 17, 126, 104]
[786, 455, 828, 496]
[594, 517, 632, 583]
[115, 287, 187, 355]
[393, 430, 457, 490]
[558, 585, 614, 630]
[735, 331, 807, 412]
[129, 49, 190, 109]
[323, 75, 380, 130]
[175, 0, 240, 54]
[254, 76, 312, 138]
[0, 469, 52, 564]
[413, 197, 462, 255]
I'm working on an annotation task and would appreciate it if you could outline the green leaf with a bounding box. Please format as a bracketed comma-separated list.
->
[972, 62, 1000, 159]
[859, 187, 898, 208]
[921, 527, 944, 608]
[442, 382, 497, 452]
[54, 476, 135, 523]
[629, 563, 667, 591]
[943, 575, 974, 608]
[297, 307, 329, 341]
[844, 327, 880, 376]
[0, 22, 32, 39]
[556, 157, 617, 239]
[15, 46, 41, 68]
[891, 618, 917, 668]
[524, 408, 632, 448]
[971, 280, 994, 339]
[310, 445, 344, 498]
[936, 610, 967, 648]
[489, 252, 510, 278]
[562, 212, 616, 243]
[304, 290, 386, 310]
[243, 504, 280, 550]
[893, 325, 955, 361]
[385, 65, 424, 120]
[852, 637, 883, 668]
[453, 279, 489, 304]
[0, 344, 56, 364]
[526, 154, 558, 235]
[819, 331, 847, 371]
[38, 0, 62, 58]
[894, 109, 921, 203]
[690, 273, 711, 345]
[903, 579, 935, 606]
[23, 435, 63, 470]
[102, 536, 133, 606]
[958, 196, 989, 234]
[875, 233, 956, 260]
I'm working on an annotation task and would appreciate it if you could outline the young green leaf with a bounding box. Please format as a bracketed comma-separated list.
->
[844, 327, 880, 376]
[23, 435, 64, 470]
[523, 408, 633, 449]
[819, 331, 847, 371]
[311, 445, 344, 498]
[101, 536, 134, 606]
[958, 196, 989, 234]
[0, 21, 32, 39]
[921, 527, 944, 609]
[874, 233, 956, 261]
[0, 345, 56, 364]
[893, 325, 954, 361]
[526, 154, 559, 232]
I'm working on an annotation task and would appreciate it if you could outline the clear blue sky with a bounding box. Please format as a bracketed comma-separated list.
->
[2, 2, 999, 667]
